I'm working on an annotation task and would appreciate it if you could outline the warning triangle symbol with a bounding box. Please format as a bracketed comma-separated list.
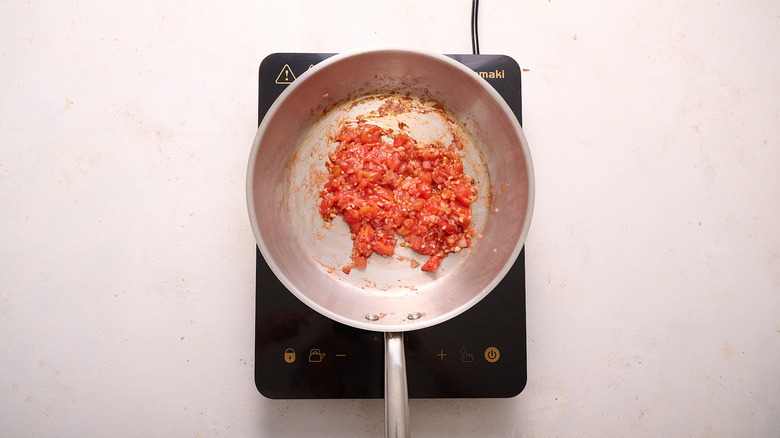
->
[275, 64, 296, 84]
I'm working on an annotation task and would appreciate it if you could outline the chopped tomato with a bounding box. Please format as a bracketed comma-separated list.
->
[343, 208, 359, 225]
[319, 122, 477, 273]
[455, 183, 473, 206]
[421, 255, 442, 272]
[373, 239, 396, 256]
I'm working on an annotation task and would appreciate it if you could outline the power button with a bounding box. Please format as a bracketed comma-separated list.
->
[484, 347, 500, 363]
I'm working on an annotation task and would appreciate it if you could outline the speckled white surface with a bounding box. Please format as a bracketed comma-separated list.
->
[1, 1, 779, 436]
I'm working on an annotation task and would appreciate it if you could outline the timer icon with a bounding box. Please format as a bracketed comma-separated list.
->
[484, 347, 500, 363]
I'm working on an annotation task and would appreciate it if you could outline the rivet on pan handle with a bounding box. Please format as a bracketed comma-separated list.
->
[385, 332, 410, 438]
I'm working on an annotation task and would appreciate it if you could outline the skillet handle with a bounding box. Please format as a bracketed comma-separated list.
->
[384, 332, 410, 438]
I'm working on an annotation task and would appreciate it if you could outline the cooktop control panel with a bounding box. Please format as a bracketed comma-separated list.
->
[254, 53, 527, 399]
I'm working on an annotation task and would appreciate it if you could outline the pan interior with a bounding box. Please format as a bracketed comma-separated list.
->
[286, 92, 491, 296]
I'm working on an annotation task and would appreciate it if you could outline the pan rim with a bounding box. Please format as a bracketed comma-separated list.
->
[247, 46, 534, 332]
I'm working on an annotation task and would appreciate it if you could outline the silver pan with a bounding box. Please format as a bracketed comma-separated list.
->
[247, 47, 533, 437]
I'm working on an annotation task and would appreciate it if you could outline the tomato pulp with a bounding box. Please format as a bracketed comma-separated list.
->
[319, 122, 478, 274]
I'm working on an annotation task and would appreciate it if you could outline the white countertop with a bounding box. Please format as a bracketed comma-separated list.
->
[2, 1, 779, 436]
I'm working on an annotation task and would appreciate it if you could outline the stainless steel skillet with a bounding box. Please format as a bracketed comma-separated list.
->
[247, 47, 533, 437]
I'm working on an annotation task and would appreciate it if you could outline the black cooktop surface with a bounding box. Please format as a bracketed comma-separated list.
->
[255, 53, 526, 399]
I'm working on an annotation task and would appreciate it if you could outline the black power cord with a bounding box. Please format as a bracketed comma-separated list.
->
[471, 0, 480, 54]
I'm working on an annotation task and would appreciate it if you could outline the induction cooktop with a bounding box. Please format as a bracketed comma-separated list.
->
[254, 53, 526, 399]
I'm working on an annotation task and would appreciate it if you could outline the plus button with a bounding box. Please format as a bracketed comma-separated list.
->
[436, 349, 447, 360]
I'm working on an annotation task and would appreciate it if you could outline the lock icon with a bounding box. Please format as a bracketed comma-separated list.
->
[284, 348, 296, 363]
